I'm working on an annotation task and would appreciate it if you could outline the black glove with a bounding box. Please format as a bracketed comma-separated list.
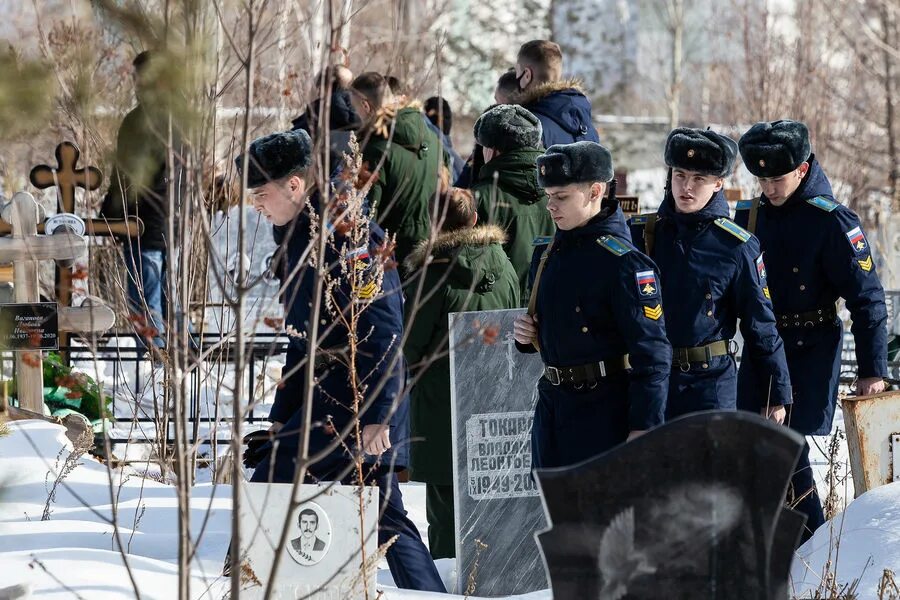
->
[242, 430, 274, 469]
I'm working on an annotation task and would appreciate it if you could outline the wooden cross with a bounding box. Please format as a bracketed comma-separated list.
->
[29, 141, 102, 214]
[0, 192, 113, 424]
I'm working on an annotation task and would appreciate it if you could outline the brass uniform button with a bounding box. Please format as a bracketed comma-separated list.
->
[793, 267, 799, 273]
[581, 326, 588, 333]
[797, 340, 804, 346]
[705, 293, 712, 300]
[702, 363, 709, 369]
[706, 310, 713, 316]
[800, 285, 806, 291]
[575, 306, 581, 312]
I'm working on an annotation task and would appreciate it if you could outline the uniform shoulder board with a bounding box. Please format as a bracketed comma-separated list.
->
[532, 236, 554, 246]
[597, 235, 632, 256]
[806, 196, 838, 212]
[735, 200, 754, 210]
[713, 218, 751, 243]
[629, 214, 654, 226]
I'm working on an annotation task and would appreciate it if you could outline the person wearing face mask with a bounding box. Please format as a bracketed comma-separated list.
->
[235, 129, 447, 593]
[511, 40, 600, 148]
[629, 128, 791, 423]
[734, 119, 888, 542]
[513, 142, 672, 469]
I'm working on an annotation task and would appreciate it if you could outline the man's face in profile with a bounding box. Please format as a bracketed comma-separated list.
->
[299, 513, 318, 539]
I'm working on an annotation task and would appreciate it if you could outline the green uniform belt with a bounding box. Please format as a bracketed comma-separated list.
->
[543, 356, 631, 387]
[672, 340, 736, 369]
[775, 305, 837, 329]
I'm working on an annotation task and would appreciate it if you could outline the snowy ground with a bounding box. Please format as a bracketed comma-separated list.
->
[2, 418, 899, 599]
[0, 420, 551, 599]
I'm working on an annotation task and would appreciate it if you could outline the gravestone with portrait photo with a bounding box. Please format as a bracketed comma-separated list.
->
[534, 411, 806, 600]
[449, 308, 548, 596]
[238, 481, 378, 599]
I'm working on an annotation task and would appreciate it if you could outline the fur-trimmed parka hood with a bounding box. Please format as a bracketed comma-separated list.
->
[404, 224, 515, 294]
[405, 224, 506, 270]
[511, 78, 587, 107]
[511, 79, 598, 147]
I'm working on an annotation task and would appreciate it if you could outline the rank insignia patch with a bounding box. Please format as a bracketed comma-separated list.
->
[355, 280, 378, 299]
[755, 255, 767, 280]
[763, 286, 771, 299]
[845, 226, 867, 253]
[643, 304, 663, 320]
[858, 256, 873, 272]
[635, 270, 658, 297]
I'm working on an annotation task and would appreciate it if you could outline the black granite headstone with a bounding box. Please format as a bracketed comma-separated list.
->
[449, 308, 548, 596]
[534, 411, 805, 600]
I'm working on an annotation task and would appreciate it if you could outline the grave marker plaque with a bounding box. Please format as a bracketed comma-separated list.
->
[238, 481, 378, 599]
[0, 302, 58, 350]
[449, 308, 548, 596]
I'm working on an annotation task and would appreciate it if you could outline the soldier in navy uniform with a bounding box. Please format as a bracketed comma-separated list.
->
[629, 128, 792, 421]
[236, 130, 446, 592]
[735, 119, 888, 542]
[513, 142, 672, 469]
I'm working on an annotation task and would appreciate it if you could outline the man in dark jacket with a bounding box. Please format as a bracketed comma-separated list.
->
[513, 142, 672, 468]
[237, 129, 446, 593]
[471, 104, 553, 300]
[349, 72, 445, 268]
[403, 187, 519, 559]
[101, 50, 173, 348]
[735, 119, 888, 542]
[629, 128, 791, 420]
[512, 40, 600, 148]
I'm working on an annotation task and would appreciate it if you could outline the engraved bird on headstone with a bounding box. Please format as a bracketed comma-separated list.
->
[597, 506, 656, 600]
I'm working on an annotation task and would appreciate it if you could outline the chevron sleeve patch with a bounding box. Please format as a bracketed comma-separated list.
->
[643, 304, 663, 320]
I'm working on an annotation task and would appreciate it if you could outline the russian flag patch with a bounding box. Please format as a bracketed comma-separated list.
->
[845, 226, 867, 253]
[635, 270, 658, 297]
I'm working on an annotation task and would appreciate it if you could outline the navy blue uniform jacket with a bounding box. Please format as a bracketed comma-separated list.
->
[630, 187, 791, 419]
[517, 202, 671, 467]
[734, 158, 888, 435]
[260, 197, 410, 478]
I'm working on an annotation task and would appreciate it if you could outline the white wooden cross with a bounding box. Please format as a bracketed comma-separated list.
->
[0, 192, 114, 418]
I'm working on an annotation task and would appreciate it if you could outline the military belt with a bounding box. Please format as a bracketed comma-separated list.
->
[775, 305, 837, 329]
[672, 340, 737, 372]
[543, 356, 630, 387]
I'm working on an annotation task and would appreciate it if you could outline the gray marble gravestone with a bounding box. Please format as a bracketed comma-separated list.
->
[449, 308, 548, 596]
[534, 411, 806, 600]
[238, 481, 378, 599]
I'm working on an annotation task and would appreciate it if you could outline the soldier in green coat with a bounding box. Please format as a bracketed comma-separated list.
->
[350, 72, 445, 267]
[471, 104, 554, 300]
[403, 187, 520, 559]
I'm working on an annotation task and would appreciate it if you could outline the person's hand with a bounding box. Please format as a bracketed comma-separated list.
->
[362, 424, 391, 456]
[269, 421, 284, 434]
[626, 430, 646, 442]
[856, 377, 886, 396]
[243, 429, 274, 468]
[760, 405, 786, 425]
[513, 314, 538, 345]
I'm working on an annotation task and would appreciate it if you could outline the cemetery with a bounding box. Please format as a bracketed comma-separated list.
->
[3, 1, 900, 599]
